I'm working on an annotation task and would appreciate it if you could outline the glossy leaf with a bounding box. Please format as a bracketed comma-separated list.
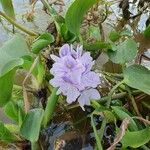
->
[0, 70, 15, 107]
[123, 65, 150, 95]
[121, 127, 150, 148]
[65, 0, 99, 36]
[84, 41, 110, 52]
[20, 108, 44, 142]
[60, 23, 76, 42]
[0, 121, 16, 142]
[37, 32, 54, 41]
[109, 31, 120, 42]
[107, 39, 138, 64]
[43, 88, 58, 127]
[144, 25, 150, 38]
[4, 101, 25, 125]
[31, 33, 54, 54]
[0, 0, 15, 19]
[0, 34, 29, 77]
[5, 124, 19, 133]
[120, 28, 132, 37]
[112, 106, 138, 131]
[36, 59, 45, 86]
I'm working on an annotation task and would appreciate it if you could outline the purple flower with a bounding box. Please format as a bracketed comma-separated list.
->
[50, 44, 100, 110]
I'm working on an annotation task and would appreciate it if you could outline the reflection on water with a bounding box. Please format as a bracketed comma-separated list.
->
[0, 0, 52, 45]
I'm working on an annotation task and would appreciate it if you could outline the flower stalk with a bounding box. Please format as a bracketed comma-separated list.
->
[0, 11, 38, 36]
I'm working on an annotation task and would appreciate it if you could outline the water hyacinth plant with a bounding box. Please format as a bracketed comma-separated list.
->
[50, 44, 100, 110]
[0, 0, 150, 149]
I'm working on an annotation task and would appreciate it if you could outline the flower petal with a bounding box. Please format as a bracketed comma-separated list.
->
[78, 88, 100, 110]
[86, 88, 101, 100]
[77, 45, 83, 58]
[78, 90, 91, 110]
[66, 85, 80, 104]
[50, 54, 60, 62]
[82, 72, 100, 88]
[59, 44, 70, 57]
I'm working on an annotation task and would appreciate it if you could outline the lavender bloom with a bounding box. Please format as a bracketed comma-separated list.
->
[50, 44, 100, 110]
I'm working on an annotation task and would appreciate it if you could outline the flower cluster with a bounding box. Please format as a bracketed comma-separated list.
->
[50, 44, 100, 110]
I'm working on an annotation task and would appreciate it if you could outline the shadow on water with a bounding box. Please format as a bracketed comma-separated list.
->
[39, 106, 120, 150]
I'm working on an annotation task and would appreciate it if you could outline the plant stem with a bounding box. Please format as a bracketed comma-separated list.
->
[98, 80, 124, 143]
[141, 145, 150, 150]
[97, 90, 141, 103]
[91, 115, 103, 150]
[142, 101, 150, 110]
[99, 118, 107, 140]
[67, 90, 141, 110]
[41, 0, 57, 16]
[78, 34, 83, 44]
[31, 142, 40, 150]
[102, 71, 123, 78]
[0, 11, 38, 36]
[106, 80, 124, 107]
[127, 87, 140, 116]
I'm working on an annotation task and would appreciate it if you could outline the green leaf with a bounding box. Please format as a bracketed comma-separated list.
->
[0, 70, 15, 107]
[103, 110, 116, 123]
[87, 25, 101, 40]
[43, 88, 58, 127]
[65, 0, 99, 36]
[37, 32, 54, 41]
[84, 41, 110, 51]
[123, 65, 150, 95]
[5, 124, 19, 133]
[60, 23, 76, 42]
[109, 31, 120, 42]
[112, 106, 138, 131]
[121, 127, 150, 148]
[20, 108, 44, 142]
[4, 101, 25, 125]
[0, 121, 16, 142]
[31, 33, 54, 54]
[120, 28, 132, 37]
[0, 34, 30, 77]
[0, 0, 15, 19]
[36, 59, 45, 86]
[143, 25, 150, 38]
[107, 39, 138, 64]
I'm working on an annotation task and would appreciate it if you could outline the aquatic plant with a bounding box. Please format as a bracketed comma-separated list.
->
[50, 44, 100, 110]
[0, 0, 150, 149]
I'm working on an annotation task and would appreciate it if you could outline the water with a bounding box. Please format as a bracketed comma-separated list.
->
[0, 0, 52, 45]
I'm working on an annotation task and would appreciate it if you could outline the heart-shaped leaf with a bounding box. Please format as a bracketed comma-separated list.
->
[123, 65, 150, 95]
[121, 127, 150, 148]
[107, 39, 138, 64]
[20, 108, 44, 142]
[0, 34, 30, 77]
